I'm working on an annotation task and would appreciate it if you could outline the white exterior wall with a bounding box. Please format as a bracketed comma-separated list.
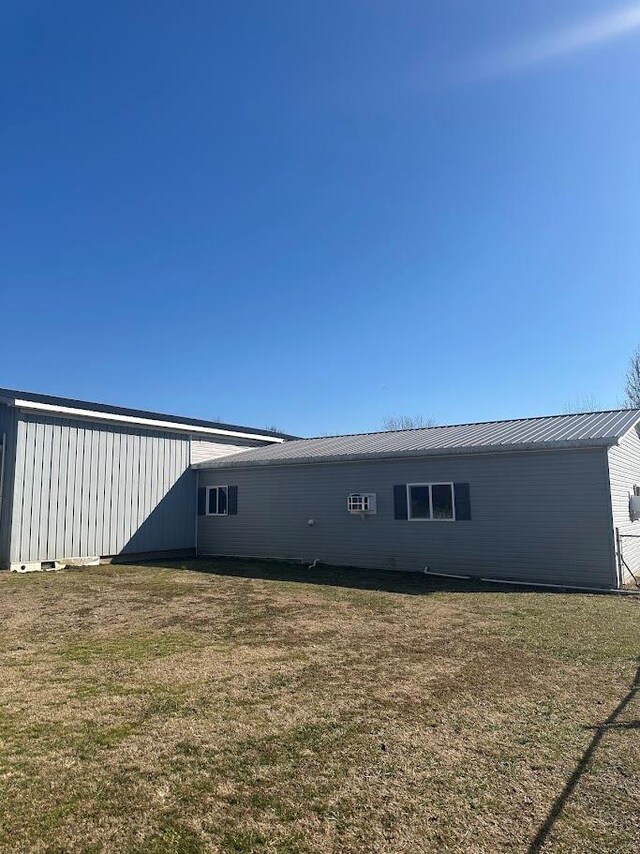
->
[190, 438, 254, 465]
[608, 424, 640, 583]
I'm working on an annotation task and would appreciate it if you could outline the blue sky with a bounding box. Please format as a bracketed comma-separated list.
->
[2, 1, 639, 436]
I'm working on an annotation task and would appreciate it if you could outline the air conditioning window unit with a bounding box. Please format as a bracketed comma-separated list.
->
[347, 493, 377, 514]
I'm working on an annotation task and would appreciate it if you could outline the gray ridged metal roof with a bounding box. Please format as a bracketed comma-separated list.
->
[193, 409, 640, 469]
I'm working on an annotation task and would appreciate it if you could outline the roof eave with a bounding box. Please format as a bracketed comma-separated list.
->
[7, 396, 285, 444]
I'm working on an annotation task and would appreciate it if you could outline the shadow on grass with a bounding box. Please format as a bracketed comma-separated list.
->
[132, 556, 592, 597]
[528, 659, 640, 853]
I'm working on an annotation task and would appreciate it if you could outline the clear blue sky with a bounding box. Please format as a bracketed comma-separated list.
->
[2, 1, 639, 436]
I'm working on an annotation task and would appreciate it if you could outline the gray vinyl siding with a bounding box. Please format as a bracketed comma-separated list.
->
[9, 413, 195, 564]
[607, 424, 640, 581]
[197, 448, 617, 588]
[0, 404, 19, 568]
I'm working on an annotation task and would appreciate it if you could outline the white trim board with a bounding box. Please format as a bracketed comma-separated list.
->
[12, 399, 284, 444]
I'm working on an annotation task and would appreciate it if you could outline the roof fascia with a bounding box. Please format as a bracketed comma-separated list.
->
[11, 398, 283, 444]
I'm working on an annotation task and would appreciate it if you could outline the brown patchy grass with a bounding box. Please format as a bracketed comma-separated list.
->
[0, 559, 638, 854]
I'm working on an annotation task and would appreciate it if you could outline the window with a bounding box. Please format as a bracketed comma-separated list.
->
[207, 486, 228, 516]
[407, 483, 455, 521]
[348, 494, 370, 513]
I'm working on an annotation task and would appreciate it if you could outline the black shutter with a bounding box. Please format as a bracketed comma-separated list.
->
[197, 487, 207, 516]
[228, 485, 238, 515]
[454, 483, 471, 520]
[394, 485, 408, 520]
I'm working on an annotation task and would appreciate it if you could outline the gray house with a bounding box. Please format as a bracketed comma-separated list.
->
[194, 410, 640, 590]
[2, 389, 639, 589]
[0, 388, 286, 571]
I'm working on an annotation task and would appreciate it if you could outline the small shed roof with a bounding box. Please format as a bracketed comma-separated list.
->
[193, 409, 640, 469]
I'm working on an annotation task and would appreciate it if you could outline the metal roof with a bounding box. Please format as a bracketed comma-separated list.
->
[0, 386, 293, 442]
[193, 409, 640, 469]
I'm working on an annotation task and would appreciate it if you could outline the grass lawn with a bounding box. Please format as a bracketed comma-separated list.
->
[0, 560, 638, 854]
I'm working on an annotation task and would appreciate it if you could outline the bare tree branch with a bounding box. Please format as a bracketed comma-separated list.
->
[381, 414, 436, 431]
[562, 394, 599, 414]
[624, 347, 640, 408]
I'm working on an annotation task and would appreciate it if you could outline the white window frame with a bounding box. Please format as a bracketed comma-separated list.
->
[347, 494, 371, 513]
[206, 485, 229, 516]
[407, 482, 456, 522]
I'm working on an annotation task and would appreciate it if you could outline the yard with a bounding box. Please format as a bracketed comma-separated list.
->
[0, 561, 638, 854]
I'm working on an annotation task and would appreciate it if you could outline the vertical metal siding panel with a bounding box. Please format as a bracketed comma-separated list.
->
[0, 406, 19, 566]
[139, 430, 151, 553]
[168, 437, 176, 550]
[19, 421, 36, 562]
[101, 429, 113, 554]
[179, 440, 189, 546]
[157, 433, 166, 548]
[113, 429, 124, 554]
[55, 421, 69, 560]
[30, 420, 46, 561]
[65, 422, 76, 557]
[147, 431, 158, 552]
[135, 432, 144, 543]
[126, 430, 136, 544]
[133, 431, 142, 545]
[128, 432, 138, 546]
[100, 427, 111, 555]
[152, 434, 161, 544]
[118, 429, 129, 554]
[180, 439, 190, 547]
[119, 430, 133, 543]
[108, 430, 120, 556]
[74, 424, 86, 558]
[166, 436, 175, 549]
[85, 426, 97, 557]
[46, 420, 62, 562]
[9, 418, 26, 564]
[159, 436, 169, 550]
[78, 425, 89, 557]
[119, 428, 129, 554]
[94, 428, 106, 556]
[185, 442, 195, 545]
[160, 433, 168, 547]
[65, 423, 76, 558]
[32, 425, 52, 560]
[72, 424, 82, 558]
[0, 410, 16, 564]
